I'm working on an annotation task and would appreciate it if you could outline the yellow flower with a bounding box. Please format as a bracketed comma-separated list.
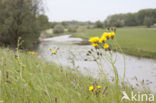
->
[48, 48, 52, 50]
[97, 86, 101, 89]
[108, 33, 112, 38]
[52, 49, 57, 55]
[91, 43, 98, 47]
[102, 33, 109, 38]
[111, 32, 115, 37]
[89, 85, 94, 91]
[28, 51, 36, 55]
[103, 43, 109, 49]
[89, 37, 100, 43]
[99, 36, 107, 43]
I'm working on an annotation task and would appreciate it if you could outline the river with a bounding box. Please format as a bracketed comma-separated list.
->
[38, 35, 156, 93]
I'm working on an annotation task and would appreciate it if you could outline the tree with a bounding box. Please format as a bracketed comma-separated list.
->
[95, 21, 103, 28]
[0, 0, 42, 49]
[103, 9, 156, 27]
[37, 14, 50, 31]
[144, 17, 154, 28]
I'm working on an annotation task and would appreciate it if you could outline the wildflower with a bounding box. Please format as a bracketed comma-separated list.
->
[97, 86, 101, 89]
[89, 85, 94, 91]
[103, 43, 109, 49]
[111, 32, 115, 37]
[103, 33, 109, 39]
[28, 51, 36, 55]
[108, 33, 112, 38]
[48, 48, 52, 50]
[91, 43, 98, 47]
[89, 37, 100, 43]
[99, 36, 107, 43]
[52, 49, 57, 55]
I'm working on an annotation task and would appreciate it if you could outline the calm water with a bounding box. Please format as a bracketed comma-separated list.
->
[38, 35, 156, 93]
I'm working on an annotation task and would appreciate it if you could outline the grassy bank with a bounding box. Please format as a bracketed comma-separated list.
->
[1, 47, 156, 102]
[76, 27, 156, 59]
[45, 26, 156, 59]
[0, 48, 135, 103]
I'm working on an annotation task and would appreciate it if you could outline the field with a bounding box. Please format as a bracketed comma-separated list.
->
[44, 26, 156, 59]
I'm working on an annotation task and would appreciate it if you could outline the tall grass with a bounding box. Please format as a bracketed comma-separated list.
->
[0, 47, 139, 103]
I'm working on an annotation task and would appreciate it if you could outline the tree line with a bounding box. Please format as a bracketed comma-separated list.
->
[103, 8, 156, 28]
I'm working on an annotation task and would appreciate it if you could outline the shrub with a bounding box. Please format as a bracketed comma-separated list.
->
[53, 24, 65, 34]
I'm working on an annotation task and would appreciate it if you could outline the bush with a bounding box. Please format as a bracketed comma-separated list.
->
[68, 26, 77, 33]
[53, 24, 65, 34]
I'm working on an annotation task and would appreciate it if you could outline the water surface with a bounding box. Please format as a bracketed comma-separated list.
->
[38, 35, 156, 93]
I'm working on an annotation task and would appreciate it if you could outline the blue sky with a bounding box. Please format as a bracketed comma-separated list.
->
[44, 0, 156, 22]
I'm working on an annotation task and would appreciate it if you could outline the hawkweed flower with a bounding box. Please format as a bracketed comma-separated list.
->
[99, 36, 107, 43]
[103, 33, 109, 39]
[91, 43, 98, 47]
[97, 86, 101, 89]
[108, 33, 112, 38]
[89, 37, 100, 43]
[28, 51, 36, 55]
[48, 48, 52, 50]
[103, 43, 109, 49]
[89, 85, 94, 91]
[111, 32, 115, 37]
[89, 85, 102, 95]
[52, 49, 57, 55]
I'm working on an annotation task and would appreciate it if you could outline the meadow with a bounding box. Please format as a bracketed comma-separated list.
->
[1, 48, 151, 103]
[45, 26, 156, 59]
[71, 26, 156, 59]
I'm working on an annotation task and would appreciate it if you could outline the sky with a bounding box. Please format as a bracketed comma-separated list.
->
[43, 0, 156, 22]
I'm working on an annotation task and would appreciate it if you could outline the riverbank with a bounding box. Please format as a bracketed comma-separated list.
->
[43, 26, 156, 59]
[0, 48, 128, 102]
[1, 48, 155, 102]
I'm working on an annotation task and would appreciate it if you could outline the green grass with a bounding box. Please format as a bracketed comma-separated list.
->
[69, 26, 156, 59]
[1, 48, 153, 102]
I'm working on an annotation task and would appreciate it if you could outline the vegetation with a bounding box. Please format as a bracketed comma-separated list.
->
[53, 24, 65, 34]
[64, 26, 156, 59]
[94, 21, 103, 28]
[68, 26, 78, 33]
[0, 48, 137, 103]
[104, 9, 156, 28]
[0, 0, 50, 49]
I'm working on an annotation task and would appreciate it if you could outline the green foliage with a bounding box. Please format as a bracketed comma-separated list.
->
[104, 9, 156, 27]
[144, 17, 155, 28]
[37, 14, 51, 31]
[94, 21, 103, 28]
[68, 26, 78, 33]
[61, 21, 69, 28]
[53, 24, 65, 34]
[0, 0, 43, 49]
